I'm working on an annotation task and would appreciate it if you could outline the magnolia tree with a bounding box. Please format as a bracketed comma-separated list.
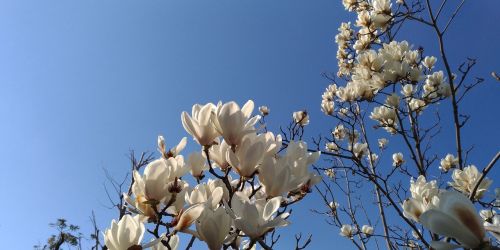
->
[95, 0, 500, 250]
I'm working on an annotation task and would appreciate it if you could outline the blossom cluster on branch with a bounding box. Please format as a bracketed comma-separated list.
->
[104, 100, 320, 250]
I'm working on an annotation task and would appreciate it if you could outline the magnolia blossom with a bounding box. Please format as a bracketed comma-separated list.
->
[157, 136, 187, 159]
[104, 215, 145, 250]
[325, 142, 339, 152]
[126, 158, 188, 219]
[208, 139, 231, 170]
[226, 134, 266, 178]
[340, 224, 356, 238]
[361, 225, 374, 236]
[484, 212, 500, 241]
[333, 124, 347, 140]
[293, 110, 309, 126]
[402, 84, 414, 97]
[367, 153, 378, 163]
[392, 152, 404, 167]
[329, 201, 339, 211]
[420, 191, 486, 249]
[196, 206, 232, 250]
[370, 106, 397, 133]
[422, 56, 437, 69]
[409, 98, 426, 113]
[385, 93, 400, 107]
[228, 192, 289, 239]
[449, 165, 493, 199]
[439, 154, 458, 172]
[321, 100, 334, 115]
[480, 209, 496, 222]
[378, 138, 388, 149]
[181, 103, 220, 146]
[258, 156, 301, 197]
[403, 176, 440, 222]
[213, 100, 260, 147]
[173, 204, 205, 232]
[324, 168, 335, 178]
[283, 141, 321, 190]
[351, 142, 367, 159]
[258, 106, 270, 116]
[185, 184, 223, 210]
[186, 152, 208, 179]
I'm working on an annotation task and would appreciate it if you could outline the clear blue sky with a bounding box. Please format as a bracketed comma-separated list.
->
[0, 0, 498, 249]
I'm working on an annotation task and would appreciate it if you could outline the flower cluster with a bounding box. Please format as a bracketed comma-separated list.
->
[104, 100, 321, 250]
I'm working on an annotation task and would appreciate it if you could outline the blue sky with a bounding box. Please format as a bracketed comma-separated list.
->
[0, 0, 498, 249]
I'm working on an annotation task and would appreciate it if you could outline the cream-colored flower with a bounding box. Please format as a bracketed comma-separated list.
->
[186, 152, 208, 179]
[293, 110, 310, 126]
[420, 191, 486, 249]
[449, 165, 492, 199]
[378, 138, 388, 149]
[213, 100, 260, 147]
[104, 215, 145, 250]
[325, 142, 339, 152]
[181, 103, 220, 146]
[403, 176, 440, 222]
[361, 225, 374, 236]
[392, 152, 404, 167]
[422, 56, 437, 69]
[259, 106, 270, 116]
[340, 224, 356, 238]
[439, 154, 458, 172]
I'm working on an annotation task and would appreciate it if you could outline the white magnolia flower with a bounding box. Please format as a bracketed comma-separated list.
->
[173, 204, 205, 232]
[340, 224, 356, 238]
[181, 103, 220, 146]
[207, 178, 230, 202]
[157, 136, 187, 159]
[185, 184, 223, 210]
[283, 141, 322, 189]
[293, 110, 310, 126]
[392, 152, 404, 167]
[329, 201, 339, 211]
[196, 206, 232, 250]
[259, 106, 270, 116]
[321, 100, 334, 115]
[213, 100, 260, 147]
[208, 139, 231, 170]
[402, 176, 440, 222]
[186, 152, 208, 179]
[325, 142, 339, 152]
[420, 191, 486, 249]
[439, 154, 459, 172]
[378, 138, 388, 149]
[422, 56, 437, 69]
[480, 209, 496, 222]
[401, 84, 414, 97]
[324, 168, 335, 178]
[484, 213, 500, 241]
[104, 215, 145, 250]
[370, 106, 397, 133]
[361, 225, 374, 236]
[385, 93, 400, 107]
[409, 98, 426, 113]
[449, 165, 493, 199]
[351, 142, 368, 159]
[333, 124, 347, 140]
[228, 192, 289, 239]
[367, 153, 378, 163]
[226, 134, 266, 178]
[259, 156, 301, 198]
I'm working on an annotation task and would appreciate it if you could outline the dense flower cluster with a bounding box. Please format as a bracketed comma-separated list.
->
[104, 100, 321, 249]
